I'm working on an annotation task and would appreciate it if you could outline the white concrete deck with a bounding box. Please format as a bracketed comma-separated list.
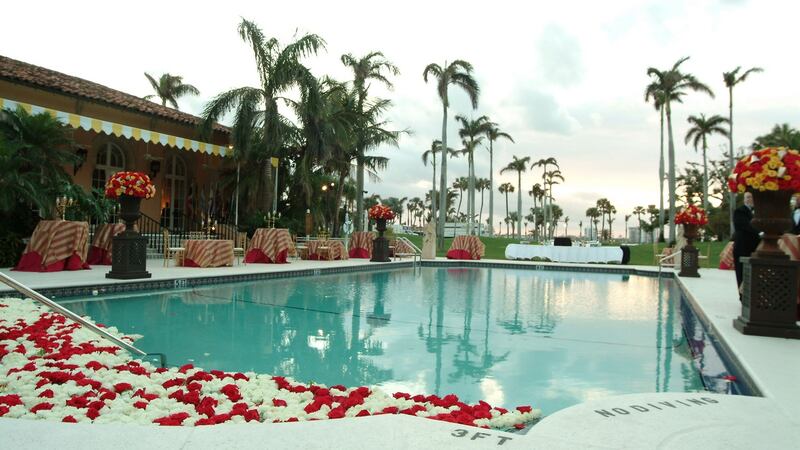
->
[1, 259, 798, 448]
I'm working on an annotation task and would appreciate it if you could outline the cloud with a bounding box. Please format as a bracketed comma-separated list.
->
[536, 24, 584, 87]
[507, 88, 580, 136]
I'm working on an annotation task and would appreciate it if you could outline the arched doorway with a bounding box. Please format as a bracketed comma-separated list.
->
[91, 142, 126, 191]
[164, 153, 187, 230]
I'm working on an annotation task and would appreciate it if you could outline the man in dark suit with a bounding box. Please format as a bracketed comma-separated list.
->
[733, 191, 760, 292]
[792, 194, 800, 235]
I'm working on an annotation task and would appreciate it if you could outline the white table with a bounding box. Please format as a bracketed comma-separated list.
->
[505, 244, 624, 263]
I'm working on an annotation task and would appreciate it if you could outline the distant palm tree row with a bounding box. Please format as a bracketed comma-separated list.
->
[645, 57, 762, 241]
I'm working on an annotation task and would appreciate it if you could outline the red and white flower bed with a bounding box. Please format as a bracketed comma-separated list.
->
[0, 298, 540, 429]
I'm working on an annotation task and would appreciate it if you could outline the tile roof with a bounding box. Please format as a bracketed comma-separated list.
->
[0, 55, 229, 133]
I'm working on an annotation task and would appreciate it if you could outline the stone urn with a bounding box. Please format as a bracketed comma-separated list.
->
[734, 189, 800, 339]
[679, 223, 700, 278]
[370, 218, 390, 262]
[106, 194, 151, 280]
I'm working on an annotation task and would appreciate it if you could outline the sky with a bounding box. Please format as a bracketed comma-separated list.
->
[4, 0, 799, 236]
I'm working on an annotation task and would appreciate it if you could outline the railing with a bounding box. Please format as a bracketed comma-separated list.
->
[658, 250, 681, 275]
[0, 272, 165, 366]
[395, 236, 422, 266]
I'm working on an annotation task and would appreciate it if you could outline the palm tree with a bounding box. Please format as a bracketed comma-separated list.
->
[753, 123, 800, 148]
[455, 115, 490, 234]
[143, 73, 199, 109]
[723, 66, 763, 236]
[202, 19, 325, 214]
[644, 82, 682, 242]
[685, 114, 730, 211]
[500, 156, 530, 238]
[647, 57, 714, 242]
[532, 157, 559, 239]
[586, 207, 600, 240]
[453, 176, 469, 217]
[624, 214, 631, 240]
[564, 216, 569, 236]
[633, 206, 646, 243]
[476, 178, 490, 233]
[423, 60, 480, 249]
[578, 220, 583, 239]
[499, 182, 514, 236]
[483, 122, 514, 235]
[508, 212, 520, 237]
[544, 170, 564, 240]
[342, 52, 400, 231]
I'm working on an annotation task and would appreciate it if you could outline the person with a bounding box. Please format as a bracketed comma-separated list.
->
[792, 193, 800, 235]
[733, 191, 760, 293]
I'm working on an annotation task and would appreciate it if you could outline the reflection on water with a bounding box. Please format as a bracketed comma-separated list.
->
[62, 268, 707, 414]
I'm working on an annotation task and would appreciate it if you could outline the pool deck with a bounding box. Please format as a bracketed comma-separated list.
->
[1, 258, 798, 448]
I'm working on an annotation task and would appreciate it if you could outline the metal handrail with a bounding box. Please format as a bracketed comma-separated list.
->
[657, 249, 681, 275]
[0, 272, 147, 357]
[395, 236, 422, 266]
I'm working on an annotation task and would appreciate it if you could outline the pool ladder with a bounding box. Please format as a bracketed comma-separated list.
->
[394, 237, 422, 267]
[0, 272, 166, 367]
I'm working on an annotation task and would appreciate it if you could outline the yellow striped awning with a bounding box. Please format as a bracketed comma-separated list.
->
[0, 97, 232, 158]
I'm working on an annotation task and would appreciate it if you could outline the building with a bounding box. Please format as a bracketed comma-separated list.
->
[0, 55, 231, 230]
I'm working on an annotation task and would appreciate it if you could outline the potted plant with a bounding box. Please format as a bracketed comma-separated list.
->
[368, 204, 395, 262]
[674, 204, 708, 277]
[104, 171, 155, 279]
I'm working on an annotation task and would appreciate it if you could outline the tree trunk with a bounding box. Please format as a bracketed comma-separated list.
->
[479, 188, 485, 233]
[355, 156, 365, 232]
[702, 137, 709, 212]
[666, 101, 676, 243]
[488, 141, 494, 235]
[728, 86, 735, 238]
[332, 170, 347, 237]
[431, 152, 437, 224]
[659, 105, 666, 242]
[517, 172, 522, 239]
[438, 104, 448, 250]
[468, 148, 475, 235]
[504, 192, 510, 237]
[456, 188, 463, 217]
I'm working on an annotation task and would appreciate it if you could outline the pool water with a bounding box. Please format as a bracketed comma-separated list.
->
[61, 267, 708, 414]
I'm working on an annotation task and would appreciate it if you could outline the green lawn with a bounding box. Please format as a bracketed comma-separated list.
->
[400, 234, 727, 268]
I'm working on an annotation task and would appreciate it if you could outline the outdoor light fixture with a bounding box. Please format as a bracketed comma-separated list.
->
[73, 147, 88, 175]
[149, 160, 161, 179]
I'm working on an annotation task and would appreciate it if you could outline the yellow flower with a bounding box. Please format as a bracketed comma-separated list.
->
[764, 181, 779, 190]
[737, 184, 746, 193]
[767, 170, 778, 177]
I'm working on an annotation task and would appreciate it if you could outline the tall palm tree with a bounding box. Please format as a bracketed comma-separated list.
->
[499, 182, 514, 236]
[202, 19, 325, 214]
[684, 114, 730, 211]
[423, 60, 480, 249]
[564, 216, 569, 236]
[633, 206, 646, 243]
[476, 178, 490, 232]
[544, 170, 564, 240]
[647, 57, 714, 242]
[624, 214, 631, 240]
[644, 83, 683, 242]
[586, 207, 600, 240]
[500, 156, 530, 238]
[422, 140, 457, 223]
[482, 122, 514, 236]
[723, 66, 763, 236]
[532, 157, 559, 239]
[456, 115, 490, 234]
[143, 73, 199, 109]
[342, 52, 400, 231]
[453, 176, 469, 217]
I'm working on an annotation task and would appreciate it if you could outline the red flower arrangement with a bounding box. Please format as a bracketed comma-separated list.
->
[674, 204, 708, 226]
[728, 147, 800, 193]
[368, 204, 396, 220]
[105, 172, 156, 199]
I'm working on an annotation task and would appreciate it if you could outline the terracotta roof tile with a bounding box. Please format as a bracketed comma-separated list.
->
[0, 54, 229, 133]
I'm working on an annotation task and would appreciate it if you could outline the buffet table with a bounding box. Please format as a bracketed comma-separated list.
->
[348, 231, 375, 258]
[181, 240, 234, 268]
[446, 235, 485, 260]
[86, 223, 126, 265]
[505, 244, 624, 263]
[14, 220, 90, 272]
[245, 228, 292, 264]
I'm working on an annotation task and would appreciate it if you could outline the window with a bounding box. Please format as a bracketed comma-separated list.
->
[91, 142, 126, 191]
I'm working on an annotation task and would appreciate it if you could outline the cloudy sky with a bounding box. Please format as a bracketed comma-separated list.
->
[4, 0, 798, 235]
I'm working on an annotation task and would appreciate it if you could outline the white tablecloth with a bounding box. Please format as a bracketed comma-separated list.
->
[505, 244, 624, 263]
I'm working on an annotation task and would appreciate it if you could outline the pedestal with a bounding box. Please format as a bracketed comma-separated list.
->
[106, 233, 151, 279]
[371, 219, 390, 262]
[733, 257, 800, 339]
[679, 245, 700, 277]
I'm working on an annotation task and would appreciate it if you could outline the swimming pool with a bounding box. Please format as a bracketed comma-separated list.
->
[60, 267, 719, 414]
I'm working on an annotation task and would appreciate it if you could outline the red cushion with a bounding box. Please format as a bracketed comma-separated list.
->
[348, 248, 370, 259]
[446, 249, 473, 260]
